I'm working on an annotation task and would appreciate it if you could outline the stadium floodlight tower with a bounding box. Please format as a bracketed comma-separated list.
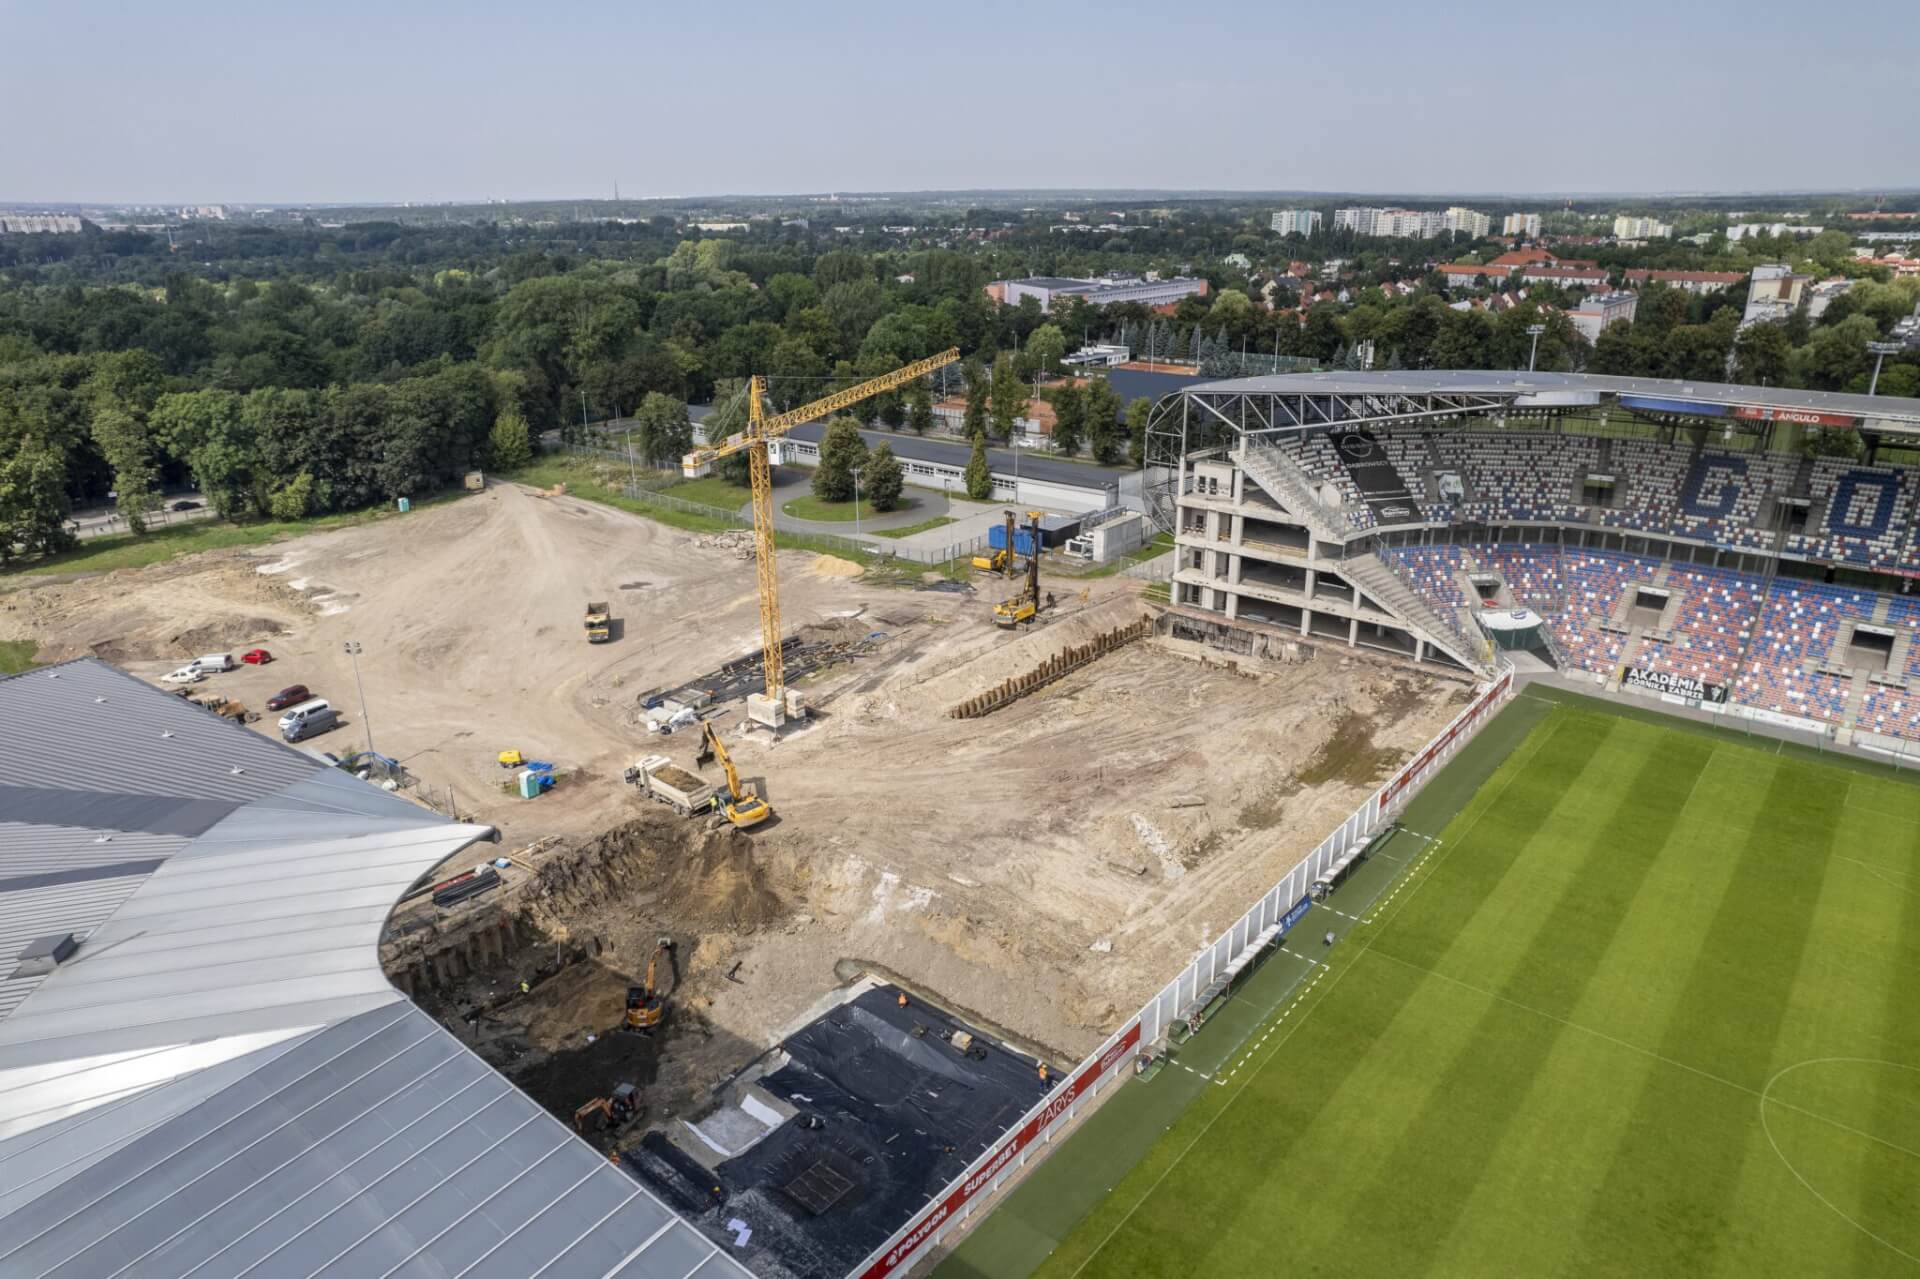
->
[1868, 341, 1902, 396]
[1526, 324, 1547, 372]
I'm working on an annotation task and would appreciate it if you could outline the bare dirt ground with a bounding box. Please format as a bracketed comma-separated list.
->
[0, 482, 1470, 1126]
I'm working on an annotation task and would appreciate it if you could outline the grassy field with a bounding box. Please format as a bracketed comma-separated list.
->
[0, 492, 460, 582]
[0, 639, 38, 674]
[660, 476, 750, 510]
[780, 491, 923, 523]
[969, 691, 1920, 1277]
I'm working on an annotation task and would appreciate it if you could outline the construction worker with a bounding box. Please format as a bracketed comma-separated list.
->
[1037, 1063, 1050, 1090]
[897, 991, 909, 1009]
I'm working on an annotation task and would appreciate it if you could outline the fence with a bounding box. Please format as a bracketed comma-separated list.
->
[847, 661, 1517, 1279]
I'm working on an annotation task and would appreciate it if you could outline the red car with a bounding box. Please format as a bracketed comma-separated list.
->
[266, 684, 311, 711]
[242, 648, 274, 665]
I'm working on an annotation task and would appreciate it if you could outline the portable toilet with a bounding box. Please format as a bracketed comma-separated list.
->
[397, 497, 412, 513]
[517, 769, 543, 799]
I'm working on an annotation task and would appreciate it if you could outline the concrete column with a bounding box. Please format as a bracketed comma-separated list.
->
[1224, 591, 1240, 620]
[1300, 608, 1312, 637]
[1414, 637, 1427, 663]
[1229, 554, 1243, 586]
[1348, 616, 1360, 646]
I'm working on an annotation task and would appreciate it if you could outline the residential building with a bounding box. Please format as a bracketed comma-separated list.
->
[994, 274, 1209, 313]
[1622, 268, 1746, 295]
[1612, 215, 1673, 239]
[1334, 207, 1448, 239]
[1742, 263, 1815, 327]
[1520, 264, 1612, 288]
[1445, 207, 1492, 238]
[1502, 212, 1542, 238]
[0, 213, 82, 233]
[1569, 291, 1639, 342]
[1270, 208, 1322, 236]
[1805, 278, 1854, 320]
[1727, 222, 1824, 242]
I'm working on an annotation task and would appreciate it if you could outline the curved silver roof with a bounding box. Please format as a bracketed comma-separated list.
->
[0, 660, 752, 1279]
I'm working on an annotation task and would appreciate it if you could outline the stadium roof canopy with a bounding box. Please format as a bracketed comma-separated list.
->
[1179, 369, 1920, 431]
[0, 659, 753, 1279]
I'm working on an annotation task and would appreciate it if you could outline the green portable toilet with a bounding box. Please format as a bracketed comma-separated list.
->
[397, 497, 412, 513]
[517, 769, 542, 799]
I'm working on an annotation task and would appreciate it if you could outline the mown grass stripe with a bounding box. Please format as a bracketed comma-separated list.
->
[1308, 730, 1711, 1270]
[1571, 750, 1846, 1273]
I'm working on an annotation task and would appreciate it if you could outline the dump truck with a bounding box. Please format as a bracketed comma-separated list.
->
[585, 600, 611, 643]
[624, 755, 718, 817]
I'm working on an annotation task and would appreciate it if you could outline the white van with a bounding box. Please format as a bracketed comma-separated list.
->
[192, 653, 236, 673]
[277, 698, 332, 735]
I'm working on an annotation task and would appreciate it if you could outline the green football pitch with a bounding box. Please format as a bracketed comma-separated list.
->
[940, 688, 1920, 1278]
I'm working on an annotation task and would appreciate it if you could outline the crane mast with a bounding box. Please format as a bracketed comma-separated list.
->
[683, 349, 960, 723]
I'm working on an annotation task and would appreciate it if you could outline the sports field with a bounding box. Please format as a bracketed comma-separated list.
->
[956, 690, 1920, 1277]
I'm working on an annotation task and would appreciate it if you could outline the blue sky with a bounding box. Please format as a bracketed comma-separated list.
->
[3, 0, 1915, 203]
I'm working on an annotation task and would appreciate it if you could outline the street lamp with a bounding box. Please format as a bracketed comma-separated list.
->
[1526, 324, 1547, 372]
[343, 640, 374, 757]
[1868, 341, 1903, 396]
[852, 465, 864, 540]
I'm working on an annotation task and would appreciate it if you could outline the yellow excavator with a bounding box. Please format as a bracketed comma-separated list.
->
[625, 938, 677, 1033]
[994, 512, 1049, 628]
[697, 721, 772, 828]
[971, 510, 1020, 576]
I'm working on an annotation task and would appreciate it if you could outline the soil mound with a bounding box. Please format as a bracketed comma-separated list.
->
[526, 814, 786, 936]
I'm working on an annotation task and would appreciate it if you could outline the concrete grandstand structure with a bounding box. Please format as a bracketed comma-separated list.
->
[0, 660, 753, 1279]
[1144, 370, 1920, 751]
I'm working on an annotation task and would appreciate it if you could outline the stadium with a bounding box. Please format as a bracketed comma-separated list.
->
[1, 370, 1916, 1278]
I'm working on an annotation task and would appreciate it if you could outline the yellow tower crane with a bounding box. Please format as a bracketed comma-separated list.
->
[682, 349, 960, 727]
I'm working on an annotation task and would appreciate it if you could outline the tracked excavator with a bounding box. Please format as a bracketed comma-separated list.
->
[696, 721, 771, 828]
[625, 938, 677, 1033]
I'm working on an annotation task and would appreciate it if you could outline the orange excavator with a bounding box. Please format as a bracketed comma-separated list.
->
[573, 1082, 639, 1135]
[625, 938, 677, 1033]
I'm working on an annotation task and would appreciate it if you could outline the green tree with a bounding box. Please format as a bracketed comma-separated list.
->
[962, 359, 989, 439]
[1026, 323, 1068, 377]
[905, 377, 935, 434]
[703, 380, 755, 486]
[988, 353, 1027, 442]
[864, 441, 905, 511]
[1084, 378, 1125, 465]
[634, 392, 693, 465]
[1126, 396, 1152, 468]
[487, 405, 533, 471]
[964, 431, 993, 500]
[150, 388, 260, 518]
[89, 403, 161, 533]
[268, 471, 316, 521]
[1805, 315, 1878, 390]
[1049, 383, 1086, 456]
[812, 416, 868, 502]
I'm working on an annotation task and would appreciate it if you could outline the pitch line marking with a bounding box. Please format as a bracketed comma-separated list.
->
[1057, 718, 1550, 1279]
[1759, 1058, 1920, 1267]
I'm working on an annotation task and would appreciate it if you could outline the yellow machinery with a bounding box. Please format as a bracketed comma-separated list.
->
[699, 721, 771, 828]
[573, 1082, 639, 1133]
[682, 349, 960, 727]
[971, 510, 1019, 575]
[994, 512, 1047, 628]
[624, 938, 677, 1032]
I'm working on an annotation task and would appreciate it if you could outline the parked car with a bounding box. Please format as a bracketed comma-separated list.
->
[190, 652, 235, 673]
[241, 648, 273, 665]
[170, 499, 202, 512]
[159, 666, 204, 686]
[281, 705, 340, 743]
[266, 684, 312, 711]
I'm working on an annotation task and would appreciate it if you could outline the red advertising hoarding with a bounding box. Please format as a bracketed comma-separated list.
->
[1732, 405, 1857, 428]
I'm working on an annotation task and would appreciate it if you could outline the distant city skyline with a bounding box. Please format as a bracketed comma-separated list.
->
[4, 0, 1916, 204]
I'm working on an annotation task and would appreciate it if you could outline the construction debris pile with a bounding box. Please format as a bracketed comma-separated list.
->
[696, 530, 756, 559]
